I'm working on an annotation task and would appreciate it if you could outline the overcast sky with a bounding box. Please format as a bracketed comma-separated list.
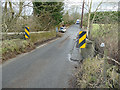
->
[64, 0, 119, 14]
[2, 0, 120, 16]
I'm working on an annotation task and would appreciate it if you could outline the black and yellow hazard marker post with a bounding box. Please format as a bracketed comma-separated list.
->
[79, 31, 86, 48]
[25, 27, 30, 39]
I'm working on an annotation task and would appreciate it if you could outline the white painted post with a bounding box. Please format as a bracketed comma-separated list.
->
[100, 43, 107, 85]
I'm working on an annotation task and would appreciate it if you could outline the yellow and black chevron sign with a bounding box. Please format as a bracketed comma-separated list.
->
[25, 27, 30, 39]
[79, 31, 86, 48]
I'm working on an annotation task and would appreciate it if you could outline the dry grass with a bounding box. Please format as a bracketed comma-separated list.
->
[2, 39, 35, 61]
[70, 56, 120, 88]
[29, 31, 56, 43]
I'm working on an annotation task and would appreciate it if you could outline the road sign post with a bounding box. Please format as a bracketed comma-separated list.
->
[25, 27, 30, 39]
[56, 27, 58, 37]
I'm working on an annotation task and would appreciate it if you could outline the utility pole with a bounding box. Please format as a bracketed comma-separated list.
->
[80, 0, 85, 29]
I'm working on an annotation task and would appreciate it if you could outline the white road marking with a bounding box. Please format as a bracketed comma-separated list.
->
[36, 43, 48, 49]
[68, 54, 71, 62]
[36, 38, 59, 49]
[68, 54, 79, 64]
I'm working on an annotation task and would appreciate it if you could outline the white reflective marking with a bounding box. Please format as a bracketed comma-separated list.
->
[68, 54, 76, 63]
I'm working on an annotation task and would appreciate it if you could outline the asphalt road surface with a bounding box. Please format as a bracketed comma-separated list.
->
[2, 24, 81, 88]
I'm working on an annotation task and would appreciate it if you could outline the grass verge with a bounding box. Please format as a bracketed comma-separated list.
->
[2, 39, 35, 62]
[2, 31, 60, 62]
[29, 31, 56, 43]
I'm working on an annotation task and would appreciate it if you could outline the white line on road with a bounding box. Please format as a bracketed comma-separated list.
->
[36, 38, 59, 49]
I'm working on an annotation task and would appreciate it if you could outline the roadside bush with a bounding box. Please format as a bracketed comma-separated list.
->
[2, 39, 35, 61]
[91, 24, 118, 62]
[70, 56, 120, 88]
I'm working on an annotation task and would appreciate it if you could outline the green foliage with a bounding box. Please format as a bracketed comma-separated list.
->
[71, 12, 80, 21]
[2, 39, 32, 54]
[63, 11, 69, 23]
[2, 39, 34, 62]
[63, 11, 80, 25]
[33, 2, 64, 25]
[89, 11, 118, 24]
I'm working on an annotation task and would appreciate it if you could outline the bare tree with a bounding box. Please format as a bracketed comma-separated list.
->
[2, 1, 24, 32]
[87, 0, 103, 38]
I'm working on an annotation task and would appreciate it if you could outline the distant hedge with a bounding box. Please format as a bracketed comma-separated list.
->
[87, 11, 119, 24]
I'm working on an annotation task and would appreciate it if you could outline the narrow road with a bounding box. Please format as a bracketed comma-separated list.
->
[2, 25, 80, 88]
